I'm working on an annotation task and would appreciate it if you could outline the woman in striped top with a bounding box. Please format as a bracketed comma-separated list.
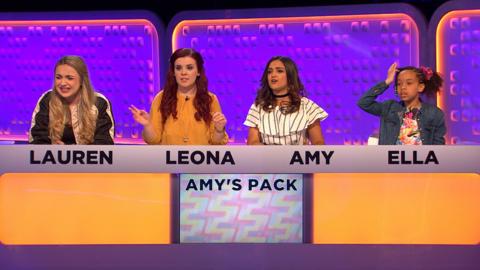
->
[244, 56, 328, 145]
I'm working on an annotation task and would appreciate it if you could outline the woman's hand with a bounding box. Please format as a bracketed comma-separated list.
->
[212, 112, 227, 133]
[129, 105, 151, 126]
[385, 62, 398, 85]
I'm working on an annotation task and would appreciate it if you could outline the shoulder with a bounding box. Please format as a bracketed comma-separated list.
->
[94, 92, 111, 106]
[94, 92, 114, 114]
[38, 90, 53, 103]
[423, 103, 445, 117]
[152, 90, 164, 104]
[207, 91, 223, 109]
[300, 97, 324, 110]
[385, 99, 400, 108]
[208, 91, 219, 101]
[301, 97, 316, 105]
[34, 90, 53, 110]
[300, 97, 328, 121]
[428, 103, 444, 113]
[248, 102, 263, 112]
[155, 90, 164, 99]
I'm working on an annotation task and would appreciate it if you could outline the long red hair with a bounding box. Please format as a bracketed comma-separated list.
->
[160, 48, 212, 124]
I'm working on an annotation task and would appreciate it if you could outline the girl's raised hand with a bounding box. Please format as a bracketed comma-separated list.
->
[385, 62, 398, 85]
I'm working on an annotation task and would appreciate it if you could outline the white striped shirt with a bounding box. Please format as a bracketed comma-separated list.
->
[244, 97, 328, 145]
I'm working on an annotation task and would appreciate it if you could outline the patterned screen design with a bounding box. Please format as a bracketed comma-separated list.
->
[180, 174, 303, 243]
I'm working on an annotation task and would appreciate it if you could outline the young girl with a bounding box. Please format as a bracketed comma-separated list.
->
[29, 56, 115, 145]
[244, 56, 328, 145]
[130, 48, 228, 145]
[357, 62, 446, 145]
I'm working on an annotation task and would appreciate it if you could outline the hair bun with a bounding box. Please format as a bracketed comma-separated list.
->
[420, 66, 433, 80]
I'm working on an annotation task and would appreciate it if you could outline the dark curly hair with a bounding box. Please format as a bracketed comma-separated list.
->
[160, 48, 212, 124]
[255, 56, 306, 113]
[394, 66, 443, 99]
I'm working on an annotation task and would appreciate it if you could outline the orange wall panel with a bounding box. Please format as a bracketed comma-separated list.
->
[313, 173, 480, 244]
[0, 173, 171, 245]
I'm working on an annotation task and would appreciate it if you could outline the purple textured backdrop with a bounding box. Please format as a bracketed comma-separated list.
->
[0, 11, 163, 143]
[169, 4, 426, 144]
[430, 0, 480, 144]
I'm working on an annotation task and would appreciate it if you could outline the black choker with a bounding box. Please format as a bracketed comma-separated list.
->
[272, 92, 289, 98]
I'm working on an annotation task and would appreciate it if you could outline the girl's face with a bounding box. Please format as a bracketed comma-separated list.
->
[396, 70, 425, 104]
[174, 56, 199, 90]
[267, 60, 288, 93]
[55, 64, 82, 103]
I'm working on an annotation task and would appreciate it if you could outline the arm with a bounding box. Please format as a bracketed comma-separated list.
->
[244, 103, 263, 145]
[357, 62, 397, 116]
[356, 81, 390, 116]
[29, 92, 52, 144]
[93, 96, 115, 145]
[209, 94, 228, 145]
[247, 127, 263, 145]
[432, 109, 446, 145]
[307, 120, 325, 145]
[132, 92, 163, 144]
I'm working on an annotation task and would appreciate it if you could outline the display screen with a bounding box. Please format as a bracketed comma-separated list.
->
[180, 173, 303, 243]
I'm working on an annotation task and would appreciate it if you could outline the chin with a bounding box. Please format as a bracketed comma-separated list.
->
[180, 83, 195, 89]
[270, 86, 280, 91]
[57, 92, 70, 98]
[60, 94, 74, 100]
[401, 98, 414, 103]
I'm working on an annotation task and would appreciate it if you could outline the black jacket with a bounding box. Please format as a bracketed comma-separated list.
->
[29, 90, 115, 145]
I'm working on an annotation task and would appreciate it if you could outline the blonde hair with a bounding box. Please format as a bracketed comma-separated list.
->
[49, 56, 97, 144]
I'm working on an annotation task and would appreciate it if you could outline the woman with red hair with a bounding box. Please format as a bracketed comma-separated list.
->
[130, 48, 228, 145]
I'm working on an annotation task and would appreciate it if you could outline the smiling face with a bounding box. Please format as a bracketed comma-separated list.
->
[174, 56, 199, 91]
[54, 64, 82, 103]
[396, 69, 425, 105]
[267, 60, 288, 94]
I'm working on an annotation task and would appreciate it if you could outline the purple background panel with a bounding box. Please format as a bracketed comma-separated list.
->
[0, 12, 162, 143]
[430, 0, 480, 145]
[180, 174, 303, 243]
[170, 5, 425, 144]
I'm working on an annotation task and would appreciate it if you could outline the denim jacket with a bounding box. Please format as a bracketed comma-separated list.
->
[357, 82, 446, 145]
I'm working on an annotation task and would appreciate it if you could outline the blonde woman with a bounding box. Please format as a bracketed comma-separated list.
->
[29, 56, 114, 144]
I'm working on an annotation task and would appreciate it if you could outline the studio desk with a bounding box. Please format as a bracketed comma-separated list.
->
[0, 145, 480, 269]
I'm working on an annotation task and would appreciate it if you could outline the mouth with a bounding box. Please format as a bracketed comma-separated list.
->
[58, 87, 71, 93]
[270, 79, 278, 84]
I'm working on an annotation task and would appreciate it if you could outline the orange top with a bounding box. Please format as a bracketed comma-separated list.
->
[143, 91, 228, 145]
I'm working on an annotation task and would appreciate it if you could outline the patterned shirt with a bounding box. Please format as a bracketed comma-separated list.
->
[244, 97, 328, 145]
[396, 109, 422, 145]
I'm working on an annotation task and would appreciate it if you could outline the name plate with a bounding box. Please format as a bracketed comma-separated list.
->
[0, 145, 478, 173]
